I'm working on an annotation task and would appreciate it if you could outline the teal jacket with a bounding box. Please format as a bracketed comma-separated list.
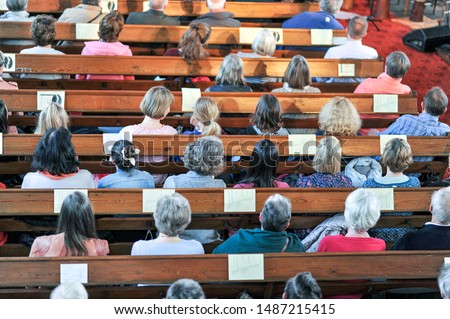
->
[212, 228, 304, 254]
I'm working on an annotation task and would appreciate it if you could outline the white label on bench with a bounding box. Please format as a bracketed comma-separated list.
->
[143, 189, 175, 213]
[0, 133, 3, 155]
[181, 88, 201, 112]
[224, 189, 256, 213]
[102, 132, 133, 155]
[101, 0, 117, 13]
[373, 94, 399, 113]
[60, 264, 88, 284]
[2, 53, 16, 72]
[76, 23, 99, 40]
[379, 135, 407, 154]
[239, 28, 284, 45]
[54, 189, 89, 213]
[310, 29, 333, 45]
[228, 254, 264, 281]
[288, 134, 316, 155]
[338, 64, 355, 77]
[36, 91, 65, 111]
[332, 36, 347, 45]
[445, 257, 450, 264]
[0, 0, 7, 11]
[143, 2, 149, 11]
[367, 188, 394, 211]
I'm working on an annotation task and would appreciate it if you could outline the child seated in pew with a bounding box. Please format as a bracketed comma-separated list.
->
[29, 191, 109, 257]
[119, 86, 177, 185]
[184, 97, 222, 136]
[33, 102, 70, 135]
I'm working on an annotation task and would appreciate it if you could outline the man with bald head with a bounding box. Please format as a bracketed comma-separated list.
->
[58, 0, 107, 23]
[126, 0, 180, 25]
[192, 0, 240, 27]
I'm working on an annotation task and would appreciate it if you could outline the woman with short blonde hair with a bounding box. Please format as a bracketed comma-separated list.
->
[206, 54, 252, 92]
[34, 102, 70, 135]
[318, 97, 362, 136]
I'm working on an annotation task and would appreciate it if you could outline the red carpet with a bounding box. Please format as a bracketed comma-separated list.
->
[339, 1, 450, 124]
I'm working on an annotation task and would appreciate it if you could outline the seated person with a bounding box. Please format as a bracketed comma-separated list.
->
[34, 102, 70, 135]
[126, 0, 180, 25]
[192, 0, 240, 27]
[272, 55, 320, 93]
[0, 50, 19, 90]
[205, 54, 252, 92]
[29, 192, 109, 257]
[184, 97, 222, 136]
[213, 194, 304, 254]
[318, 97, 362, 136]
[0, 0, 34, 21]
[166, 279, 205, 299]
[50, 282, 89, 299]
[58, 0, 106, 23]
[283, 272, 322, 299]
[439, 263, 450, 299]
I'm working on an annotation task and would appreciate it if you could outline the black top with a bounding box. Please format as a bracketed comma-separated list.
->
[126, 9, 180, 25]
[392, 224, 450, 250]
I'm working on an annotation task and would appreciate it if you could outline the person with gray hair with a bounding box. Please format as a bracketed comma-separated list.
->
[57, 0, 107, 23]
[438, 264, 450, 299]
[0, 0, 33, 21]
[126, 0, 180, 25]
[354, 51, 411, 94]
[192, 0, 240, 27]
[166, 279, 205, 299]
[50, 282, 88, 299]
[283, 272, 322, 299]
[318, 189, 386, 252]
[213, 194, 304, 254]
[393, 186, 450, 250]
[131, 193, 204, 255]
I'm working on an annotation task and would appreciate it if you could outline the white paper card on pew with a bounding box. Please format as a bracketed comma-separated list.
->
[101, 0, 117, 13]
[379, 135, 407, 154]
[181, 88, 202, 112]
[76, 23, 100, 40]
[228, 254, 264, 281]
[373, 94, 399, 113]
[36, 91, 65, 111]
[0, 133, 3, 155]
[143, 189, 176, 213]
[60, 264, 88, 284]
[445, 257, 450, 264]
[367, 188, 395, 211]
[54, 189, 89, 213]
[143, 1, 149, 11]
[310, 29, 333, 45]
[239, 28, 284, 45]
[2, 53, 16, 72]
[338, 64, 355, 77]
[102, 132, 133, 155]
[224, 189, 256, 212]
[0, 0, 7, 11]
[288, 134, 317, 155]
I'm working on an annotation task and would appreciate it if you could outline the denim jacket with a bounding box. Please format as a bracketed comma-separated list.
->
[98, 168, 155, 188]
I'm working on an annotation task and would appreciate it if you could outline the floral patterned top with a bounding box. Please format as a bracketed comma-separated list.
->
[295, 172, 353, 188]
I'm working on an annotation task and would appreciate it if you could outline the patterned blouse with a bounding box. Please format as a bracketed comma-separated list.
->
[295, 172, 353, 188]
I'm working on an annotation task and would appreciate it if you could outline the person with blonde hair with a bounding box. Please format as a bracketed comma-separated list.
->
[296, 136, 352, 188]
[318, 97, 362, 136]
[34, 102, 70, 135]
[206, 54, 252, 92]
[184, 97, 221, 136]
[120, 86, 177, 184]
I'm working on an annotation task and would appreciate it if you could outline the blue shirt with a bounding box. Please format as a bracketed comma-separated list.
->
[97, 168, 155, 188]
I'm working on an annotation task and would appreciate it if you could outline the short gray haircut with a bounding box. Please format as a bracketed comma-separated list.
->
[207, 0, 226, 10]
[166, 279, 205, 299]
[81, 0, 99, 6]
[6, 0, 28, 11]
[184, 136, 225, 177]
[424, 86, 448, 117]
[385, 51, 410, 78]
[431, 186, 450, 225]
[154, 193, 192, 237]
[261, 194, 291, 232]
[149, 0, 168, 10]
[215, 54, 246, 86]
[438, 264, 450, 299]
[348, 16, 368, 39]
[50, 282, 88, 299]
[252, 29, 276, 56]
[344, 189, 380, 232]
[320, 0, 343, 14]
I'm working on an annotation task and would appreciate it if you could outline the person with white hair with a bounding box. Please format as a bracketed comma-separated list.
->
[438, 264, 450, 299]
[166, 279, 205, 299]
[126, 0, 180, 25]
[213, 194, 304, 254]
[50, 282, 88, 299]
[393, 186, 450, 250]
[0, 0, 34, 21]
[192, 0, 240, 27]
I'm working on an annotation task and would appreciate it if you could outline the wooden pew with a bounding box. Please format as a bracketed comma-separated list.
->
[0, 251, 446, 298]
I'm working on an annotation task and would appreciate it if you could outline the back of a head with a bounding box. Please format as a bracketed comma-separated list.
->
[207, 0, 226, 11]
[31, 127, 80, 175]
[154, 193, 192, 237]
[431, 186, 450, 225]
[424, 86, 448, 117]
[252, 29, 276, 57]
[284, 272, 322, 299]
[149, 0, 168, 10]
[216, 54, 246, 86]
[381, 138, 412, 173]
[179, 22, 211, 63]
[35, 102, 70, 135]
[318, 97, 361, 136]
[312, 136, 342, 174]
[438, 264, 450, 299]
[81, 0, 100, 6]
[320, 0, 343, 14]
[57, 191, 98, 256]
[50, 282, 89, 299]
[183, 135, 225, 177]
[140, 86, 174, 119]
[284, 55, 311, 89]
[6, 0, 28, 12]
[243, 139, 279, 187]
[261, 194, 291, 232]
[252, 94, 283, 133]
[385, 51, 410, 78]
[344, 188, 380, 232]
[0, 50, 5, 69]
[0, 99, 8, 134]
[166, 278, 205, 299]
[193, 96, 221, 136]
[111, 140, 139, 172]
[31, 14, 57, 47]
[347, 16, 368, 39]
[98, 10, 124, 42]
